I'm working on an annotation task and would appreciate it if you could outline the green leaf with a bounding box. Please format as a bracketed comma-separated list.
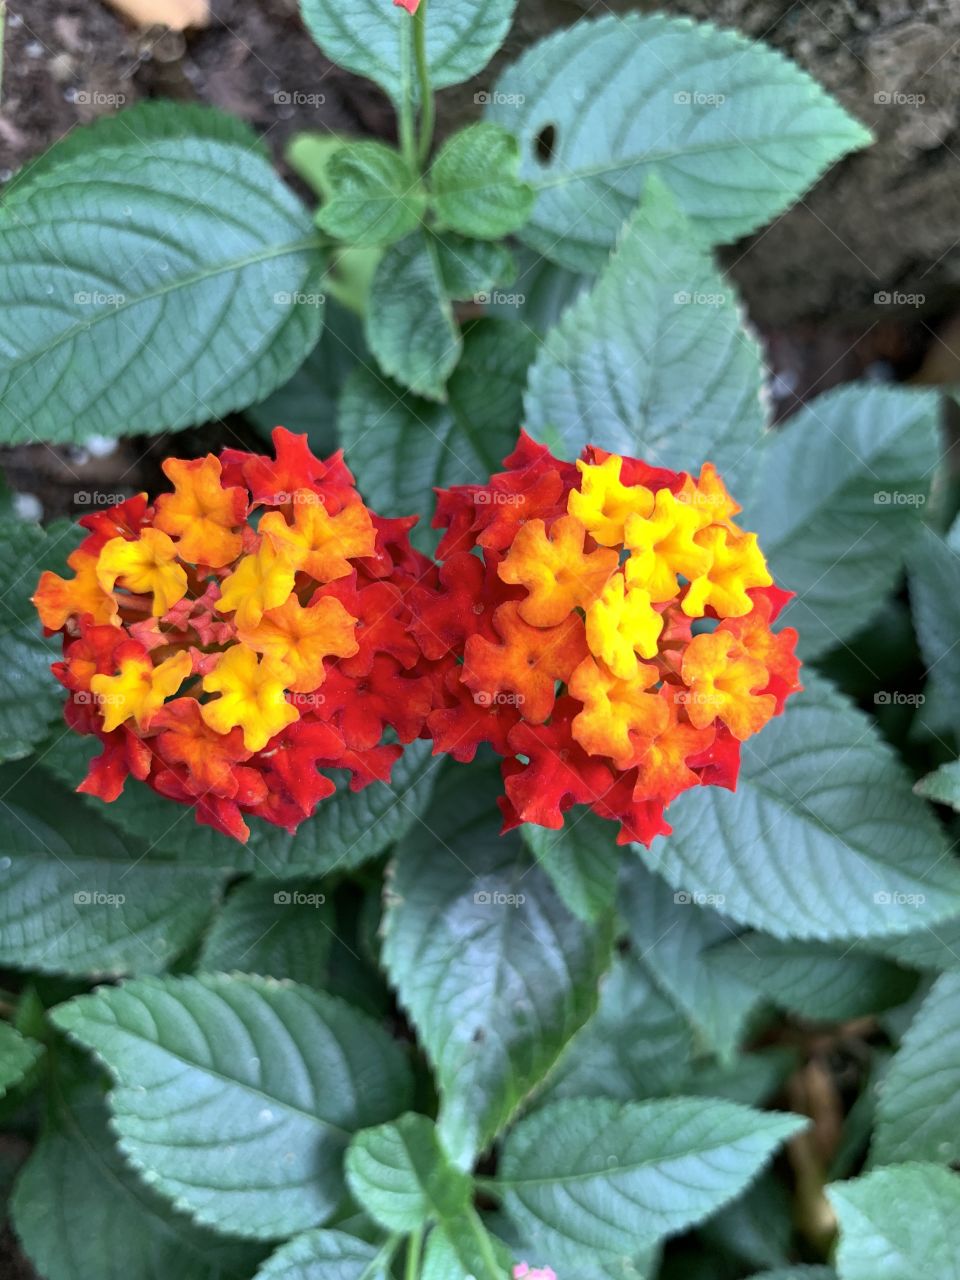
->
[539, 954, 693, 1106]
[750, 385, 939, 660]
[0, 103, 325, 443]
[246, 738, 439, 879]
[705, 934, 917, 1021]
[381, 766, 613, 1167]
[245, 299, 367, 456]
[828, 1163, 960, 1280]
[52, 973, 413, 1239]
[701, 1175, 793, 1273]
[0, 1023, 41, 1098]
[916, 760, 960, 811]
[871, 972, 960, 1166]
[364, 232, 459, 399]
[0, 517, 80, 761]
[859, 911, 960, 973]
[523, 178, 764, 492]
[252, 1229, 384, 1280]
[318, 142, 424, 246]
[431, 124, 534, 240]
[340, 318, 536, 546]
[488, 12, 871, 269]
[299, 0, 517, 105]
[497, 1097, 806, 1259]
[620, 860, 760, 1061]
[197, 878, 334, 983]
[644, 672, 960, 941]
[43, 733, 438, 878]
[345, 1112, 470, 1232]
[908, 525, 960, 726]
[522, 811, 619, 924]
[0, 765, 224, 976]
[421, 1224, 515, 1280]
[12, 1078, 262, 1280]
[433, 234, 515, 302]
[490, 246, 587, 335]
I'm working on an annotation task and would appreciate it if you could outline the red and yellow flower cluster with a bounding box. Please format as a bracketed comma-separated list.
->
[33, 429, 443, 842]
[33, 429, 799, 847]
[425, 433, 801, 845]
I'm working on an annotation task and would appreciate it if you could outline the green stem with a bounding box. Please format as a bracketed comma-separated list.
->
[414, 0, 435, 168]
[398, 87, 417, 173]
[405, 1225, 425, 1280]
[360, 1235, 402, 1280]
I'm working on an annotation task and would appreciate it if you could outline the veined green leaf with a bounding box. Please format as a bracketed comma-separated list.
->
[524, 178, 765, 493]
[488, 13, 871, 268]
[52, 974, 413, 1239]
[0, 103, 325, 443]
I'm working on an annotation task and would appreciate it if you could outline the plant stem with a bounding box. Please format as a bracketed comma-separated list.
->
[405, 1225, 425, 1280]
[359, 1235, 402, 1280]
[414, 0, 435, 169]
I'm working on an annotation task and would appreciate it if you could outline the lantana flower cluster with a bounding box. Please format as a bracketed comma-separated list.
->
[425, 433, 801, 845]
[33, 428, 799, 846]
[33, 428, 443, 842]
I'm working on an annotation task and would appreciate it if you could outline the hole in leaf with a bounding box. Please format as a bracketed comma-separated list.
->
[534, 124, 557, 164]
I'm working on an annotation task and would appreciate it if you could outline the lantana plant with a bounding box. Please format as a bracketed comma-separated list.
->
[2, 2, 960, 1279]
